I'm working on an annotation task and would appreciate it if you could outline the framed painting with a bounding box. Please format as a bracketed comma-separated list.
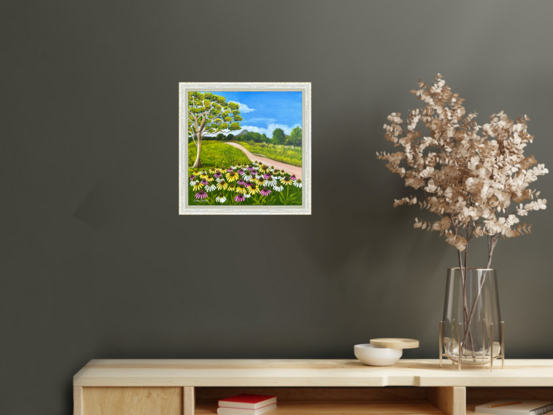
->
[179, 82, 311, 215]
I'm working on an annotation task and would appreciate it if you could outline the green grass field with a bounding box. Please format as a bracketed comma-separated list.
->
[188, 141, 250, 170]
[232, 141, 302, 167]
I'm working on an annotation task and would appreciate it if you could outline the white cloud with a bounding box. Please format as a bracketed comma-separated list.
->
[237, 123, 301, 137]
[246, 117, 275, 123]
[230, 101, 255, 113]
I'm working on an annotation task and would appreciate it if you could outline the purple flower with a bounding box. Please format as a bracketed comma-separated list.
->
[214, 172, 222, 179]
[237, 169, 245, 175]
[264, 174, 272, 181]
[190, 175, 196, 181]
[248, 167, 256, 172]
[234, 194, 245, 202]
[227, 168, 234, 172]
[245, 181, 252, 187]
[290, 175, 297, 181]
[201, 179, 208, 185]
[260, 188, 271, 196]
[237, 179, 245, 186]
[195, 190, 208, 199]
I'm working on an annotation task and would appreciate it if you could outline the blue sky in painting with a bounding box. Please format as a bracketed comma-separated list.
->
[205, 91, 302, 137]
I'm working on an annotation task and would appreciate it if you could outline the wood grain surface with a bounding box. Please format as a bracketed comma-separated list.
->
[427, 387, 466, 415]
[82, 387, 182, 415]
[73, 359, 553, 387]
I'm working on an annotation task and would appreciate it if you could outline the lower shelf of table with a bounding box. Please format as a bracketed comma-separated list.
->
[74, 385, 553, 415]
[196, 401, 444, 414]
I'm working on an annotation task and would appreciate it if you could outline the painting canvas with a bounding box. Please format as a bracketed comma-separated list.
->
[179, 83, 311, 215]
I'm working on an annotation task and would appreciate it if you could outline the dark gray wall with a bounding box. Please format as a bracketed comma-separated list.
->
[2, 1, 553, 413]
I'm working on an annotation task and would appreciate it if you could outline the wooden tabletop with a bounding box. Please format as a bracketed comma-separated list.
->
[73, 359, 553, 387]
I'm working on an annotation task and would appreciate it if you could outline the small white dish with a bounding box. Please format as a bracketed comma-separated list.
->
[354, 343, 403, 366]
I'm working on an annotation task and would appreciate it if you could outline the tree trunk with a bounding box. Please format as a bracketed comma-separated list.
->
[193, 135, 202, 168]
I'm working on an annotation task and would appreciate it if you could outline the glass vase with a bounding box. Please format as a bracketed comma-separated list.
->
[441, 268, 504, 366]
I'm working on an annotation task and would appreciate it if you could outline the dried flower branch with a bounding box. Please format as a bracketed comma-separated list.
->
[378, 74, 548, 269]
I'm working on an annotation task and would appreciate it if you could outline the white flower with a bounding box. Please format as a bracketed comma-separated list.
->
[517, 204, 528, 216]
[506, 215, 519, 227]
[424, 181, 438, 193]
[205, 184, 216, 192]
[273, 185, 284, 192]
[215, 195, 227, 203]
[190, 180, 198, 186]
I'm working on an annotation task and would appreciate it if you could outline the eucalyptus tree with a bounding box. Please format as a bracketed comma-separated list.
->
[188, 92, 242, 167]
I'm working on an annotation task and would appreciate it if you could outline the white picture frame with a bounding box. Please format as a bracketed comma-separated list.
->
[179, 82, 312, 215]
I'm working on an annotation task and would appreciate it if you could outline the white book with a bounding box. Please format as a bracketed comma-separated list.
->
[217, 403, 277, 415]
[475, 400, 553, 415]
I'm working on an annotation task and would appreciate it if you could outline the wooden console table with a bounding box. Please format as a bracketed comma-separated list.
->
[73, 359, 553, 415]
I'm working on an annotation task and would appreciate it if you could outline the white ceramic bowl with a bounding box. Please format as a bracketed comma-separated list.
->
[354, 344, 403, 366]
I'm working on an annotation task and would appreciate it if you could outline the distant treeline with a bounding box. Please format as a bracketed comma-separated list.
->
[191, 127, 302, 147]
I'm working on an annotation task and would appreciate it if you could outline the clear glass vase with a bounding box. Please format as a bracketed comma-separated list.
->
[441, 268, 503, 366]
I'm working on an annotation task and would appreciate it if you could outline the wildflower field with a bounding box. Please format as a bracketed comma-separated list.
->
[232, 141, 302, 167]
[188, 141, 251, 169]
[188, 161, 302, 206]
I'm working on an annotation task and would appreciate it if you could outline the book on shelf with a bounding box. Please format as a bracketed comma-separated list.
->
[218, 394, 277, 410]
[217, 394, 277, 415]
[216, 403, 277, 415]
[475, 400, 553, 415]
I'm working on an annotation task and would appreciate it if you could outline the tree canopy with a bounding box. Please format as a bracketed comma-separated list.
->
[272, 128, 285, 144]
[289, 126, 302, 146]
[188, 92, 242, 167]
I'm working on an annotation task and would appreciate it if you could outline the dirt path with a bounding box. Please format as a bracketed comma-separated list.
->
[225, 142, 302, 179]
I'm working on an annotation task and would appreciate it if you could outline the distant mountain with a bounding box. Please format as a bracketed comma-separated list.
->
[235, 129, 249, 137]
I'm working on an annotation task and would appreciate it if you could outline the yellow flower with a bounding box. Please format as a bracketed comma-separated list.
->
[248, 184, 259, 195]
[281, 177, 293, 185]
[217, 180, 228, 190]
[226, 171, 239, 182]
[192, 182, 204, 191]
[227, 184, 236, 192]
